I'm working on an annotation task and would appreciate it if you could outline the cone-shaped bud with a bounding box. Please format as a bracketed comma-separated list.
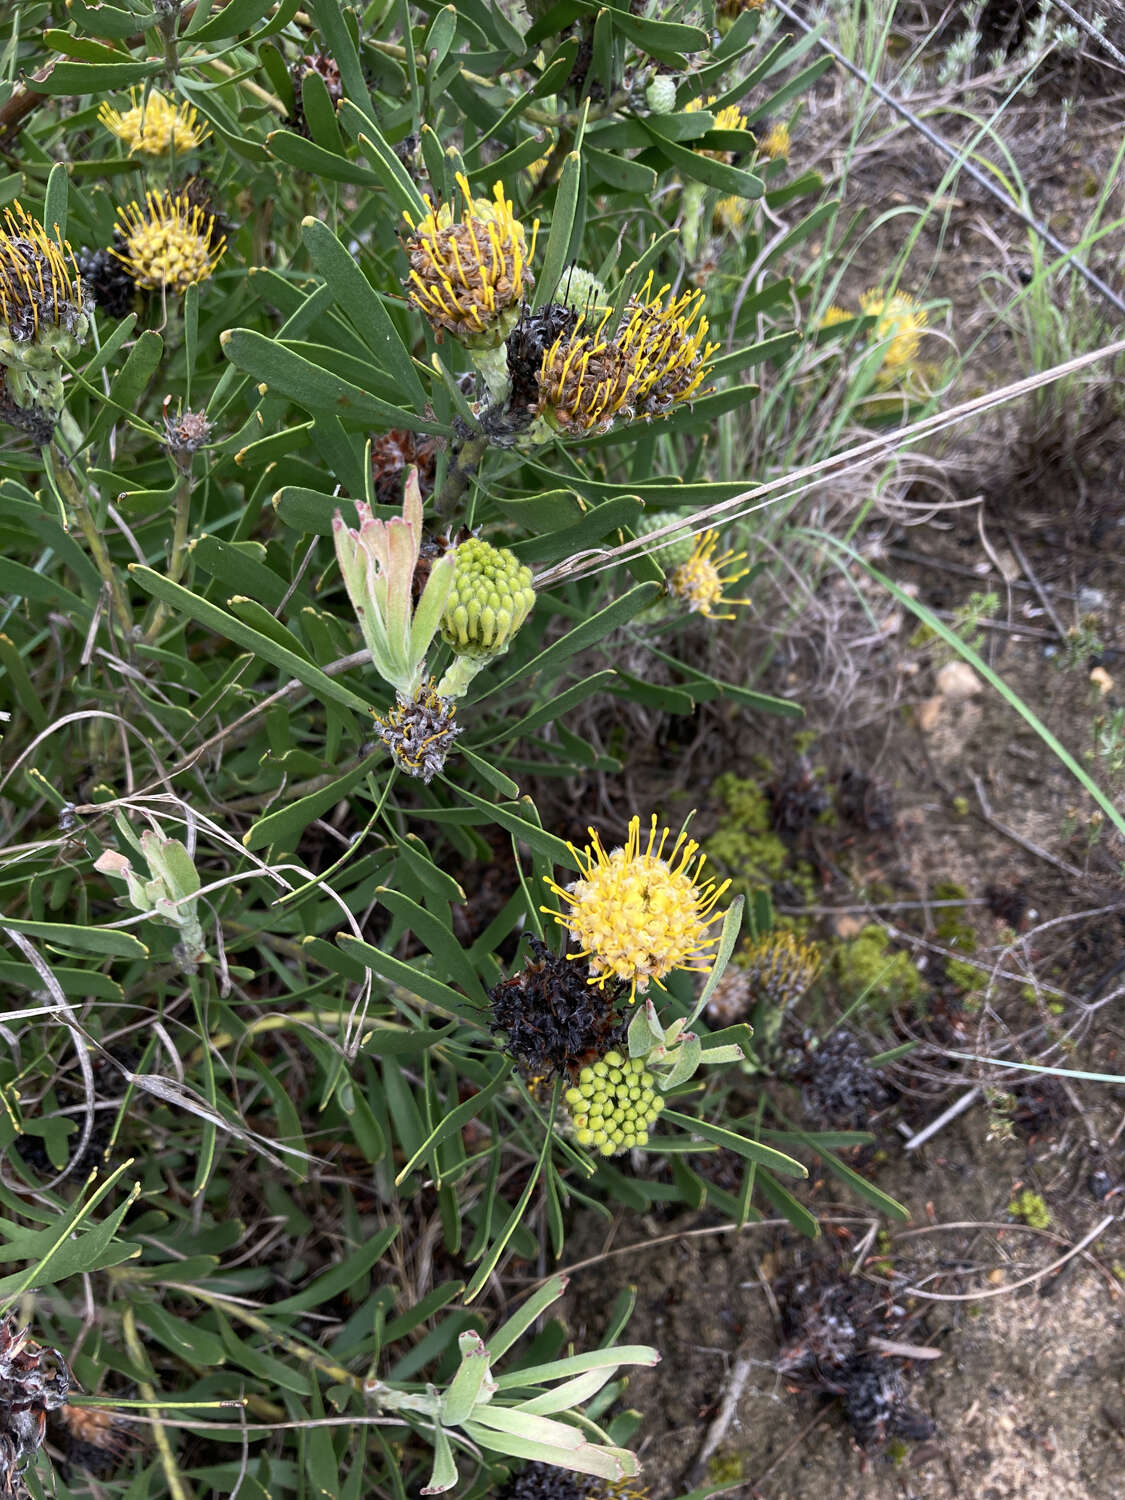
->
[440, 537, 535, 658]
[644, 75, 678, 115]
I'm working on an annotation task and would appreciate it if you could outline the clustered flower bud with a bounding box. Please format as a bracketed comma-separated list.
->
[633, 508, 697, 570]
[440, 538, 536, 658]
[644, 75, 678, 115]
[564, 1050, 664, 1156]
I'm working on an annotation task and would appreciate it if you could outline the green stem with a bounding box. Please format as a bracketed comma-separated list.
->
[144, 458, 193, 643]
[434, 433, 488, 520]
[46, 441, 134, 639]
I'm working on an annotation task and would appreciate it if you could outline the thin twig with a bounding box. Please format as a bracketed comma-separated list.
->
[898, 1213, 1118, 1301]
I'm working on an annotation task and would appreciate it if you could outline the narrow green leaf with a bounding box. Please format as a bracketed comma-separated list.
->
[302, 221, 426, 411]
[476, 584, 660, 704]
[395, 1068, 508, 1186]
[374, 887, 490, 1007]
[662, 1110, 808, 1178]
[268, 1225, 398, 1313]
[0, 918, 148, 960]
[337, 937, 487, 1022]
[129, 565, 372, 714]
[243, 750, 383, 851]
[532, 150, 581, 309]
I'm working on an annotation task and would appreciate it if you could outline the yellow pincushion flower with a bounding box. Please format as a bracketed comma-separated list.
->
[860, 288, 928, 376]
[542, 814, 732, 1000]
[758, 122, 790, 160]
[713, 195, 748, 231]
[403, 173, 537, 347]
[113, 191, 225, 294]
[820, 303, 852, 328]
[98, 89, 209, 156]
[618, 273, 718, 418]
[667, 531, 752, 619]
[536, 314, 635, 436]
[685, 95, 750, 161]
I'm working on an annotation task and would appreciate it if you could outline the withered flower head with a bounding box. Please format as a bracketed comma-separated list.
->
[77, 240, 136, 318]
[403, 174, 538, 348]
[374, 678, 461, 782]
[162, 400, 212, 453]
[536, 313, 636, 435]
[489, 936, 627, 1078]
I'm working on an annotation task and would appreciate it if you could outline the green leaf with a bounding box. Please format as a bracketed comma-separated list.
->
[532, 149, 582, 309]
[593, 1, 707, 58]
[32, 60, 162, 92]
[243, 750, 383, 851]
[220, 328, 444, 432]
[642, 123, 764, 198]
[0, 959, 122, 1000]
[688, 896, 744, 1026]
[0, 918, 148, 960]
[268, 1226, 398, 1313]
[43, 161, 68, 241]
[336, 937, 487, 1023]
[267, 129, 383, 184]
[185, 0, 277, 41]
[422, 1423, 458, 1495]
[470, 671, 617, 749]
[129, 565, 372, 714]
[375, 887, 490, 1007]
[301, 217, 427, 411]
[754, 1166, 820, 1239]
[139, 1302, 226, 1367]
[395, 1068, 508, 1186]
[477, 584, 660, 705]
[451, 791, 578, 871]
[84, 329, 163, 449]
[308, 0, 368, 102]
[339, 101, 428, 219]
[662, 1110, 808, 1178]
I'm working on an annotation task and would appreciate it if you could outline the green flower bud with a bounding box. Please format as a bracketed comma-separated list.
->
[633, 508, 697, 570]
[440, 538, 536, 659]
[561, 1051, 664, 1157]
[558, 266, 607, 316]
[645, 74, 678, 115]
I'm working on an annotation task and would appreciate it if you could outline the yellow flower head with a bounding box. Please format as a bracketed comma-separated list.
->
[686, 95, 750, 161]
[618, 272, 718, 419]
[98, 89, 210, 156]
[860, 288, 927, 375]
[113, 191, 225, 295]
[759, 122, 790, 160]
[713, 195, 748, 231]
[542, 814, 732, 1000]
[718, 0, 766, 25]
[820, 303, 852, 328]
[537, 314, 636, 435]
[667, 530, 752, 619]
[403, 174, 538, 347]
[0, 203, 84, 342]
